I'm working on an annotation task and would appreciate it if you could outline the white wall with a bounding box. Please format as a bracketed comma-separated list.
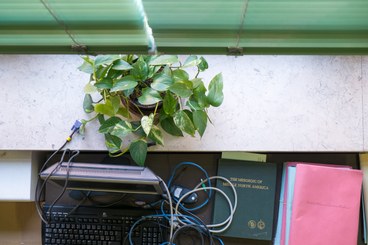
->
[0, 55, 366, 152]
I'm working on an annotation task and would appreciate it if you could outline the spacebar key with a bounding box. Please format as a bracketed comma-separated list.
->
[108, 242, 121, 245]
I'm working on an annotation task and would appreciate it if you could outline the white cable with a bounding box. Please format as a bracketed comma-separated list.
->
[173, 176, 237, 233]
[195, 176, 238, 229]
[157, 177, 175, 243]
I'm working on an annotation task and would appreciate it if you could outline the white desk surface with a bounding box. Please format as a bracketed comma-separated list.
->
[0, 55, 367, 152]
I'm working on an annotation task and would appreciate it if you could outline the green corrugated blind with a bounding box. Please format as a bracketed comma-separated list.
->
[0, 0, 150, 54]
[1, 0, 368, 54]
[143, 0, 368, 54]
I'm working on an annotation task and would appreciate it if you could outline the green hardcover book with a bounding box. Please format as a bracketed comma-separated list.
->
[212, 159, 277, 240]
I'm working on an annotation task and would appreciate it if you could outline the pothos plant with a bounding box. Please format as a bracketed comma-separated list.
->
[78, 54, 224, 166]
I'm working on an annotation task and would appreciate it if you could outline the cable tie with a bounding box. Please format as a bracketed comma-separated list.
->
[200, 179, 207, 192]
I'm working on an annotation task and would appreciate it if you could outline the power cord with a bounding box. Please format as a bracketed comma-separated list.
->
[35, 120, 82, 224]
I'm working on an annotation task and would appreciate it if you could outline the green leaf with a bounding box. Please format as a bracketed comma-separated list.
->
[172, 69, 189, 82]
[110, 95, 121, 113]
[94, 98, 119, 117]
[163, 92, 177, 116]
[94, 55, 120, 68]
[110, 121, 133, 138]
[173, 111, 195, 136]
[207, 73, 224, 107]
[149, 55, 179, 65]
[148, 125, 164, 146]
[198, 57, 209, 71]
[169, 82, 193, 98]
[182, 55, 200, 68]
[105, 133, 122, 153]
[131, 121, 145, 137]
[138, 87, 162, 105]
[193, 110, 208, 137]
[95, 78, 113, 89]
[94, 104, 114, 117]
[151, 73, 174, 91]
[191, 78, 203, 89]
[148, 65, 162, 78]
[98, 117, 122, 134]
[112, 59, 133, 70]
[111, 76, 138, 92]
[186, 99, 202, 110]
[130, 139, 148, 166]
[141, 114, 154, 136]
[117, 107, 130, 119]
[78, 60, 93, 74]
[83, 94, 94, 113]
[192, 82, 209, 108]
[95, 66, 110, 80]
[131, 58, 148, 81]
[159, 116, 183, 136]
[84, 82, 97, 94]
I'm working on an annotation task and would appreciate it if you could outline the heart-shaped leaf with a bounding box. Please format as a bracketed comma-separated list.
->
[149, 55, 179, 65]
[131, 58, 148, 81]
[130, 139, 148, 166]
[173, 111, 195, 136]
[111, 76, 138, 92]
[138, 87, 162, 105]
[94, 97, 119, 117]
[163, 92, 177, 116]
[112, 59, 133, 70]
[95, 78, 113, 89]
[83, 94, 94, 113]
[110, 121, 133, 138]
[84, 82, 97, 94]
[98, 117, 122, 134]
[151, 73, 174, 91]
[169, 82, 193, 98]
[207, 73, 224, 107]
[198, 57, 208, 71]
[78, 60, 93, 74]
[104, 133, 122, 153]
[172, 69, 189, 82]
[94, 55, 120, 68]
[141, 114, 154, 136]
[148, 125, 164, 146]
[182, 55, 201, 68]
[193, 110, 208, 137]
[159, 116, 183, 137]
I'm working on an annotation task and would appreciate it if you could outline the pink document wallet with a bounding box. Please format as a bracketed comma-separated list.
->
[279, 162, 351, 245]
[288, 164, 362, 245]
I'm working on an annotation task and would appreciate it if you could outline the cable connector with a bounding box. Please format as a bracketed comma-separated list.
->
[66, 120, 82, 142]
[71, 120, 82, 132]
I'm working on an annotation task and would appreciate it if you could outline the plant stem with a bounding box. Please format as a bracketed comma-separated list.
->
[132, 102, 145, 116]
[153, 102, 159, 115]
[195, 67, 200, 78]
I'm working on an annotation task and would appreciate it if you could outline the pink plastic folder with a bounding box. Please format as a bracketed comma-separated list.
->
[289, 164, 362, 245]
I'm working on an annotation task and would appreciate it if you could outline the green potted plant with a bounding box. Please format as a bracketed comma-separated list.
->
[78, 54, 224, 166]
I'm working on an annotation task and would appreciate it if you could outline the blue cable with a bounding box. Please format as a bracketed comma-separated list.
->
[213, 236, 225, 245]
[167, 162, 212, 212]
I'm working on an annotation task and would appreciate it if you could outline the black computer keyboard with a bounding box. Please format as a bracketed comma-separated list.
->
[42, 205, 167, 245]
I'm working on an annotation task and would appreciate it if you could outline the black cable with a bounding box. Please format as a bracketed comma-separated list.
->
[83, 192, 128, 208]
[35, 126, 80, 223]
[35, 148, 71, 223]
[46, 150, 80, 222]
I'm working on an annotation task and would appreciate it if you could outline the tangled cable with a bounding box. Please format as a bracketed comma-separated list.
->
[128, 161, 237, 245]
